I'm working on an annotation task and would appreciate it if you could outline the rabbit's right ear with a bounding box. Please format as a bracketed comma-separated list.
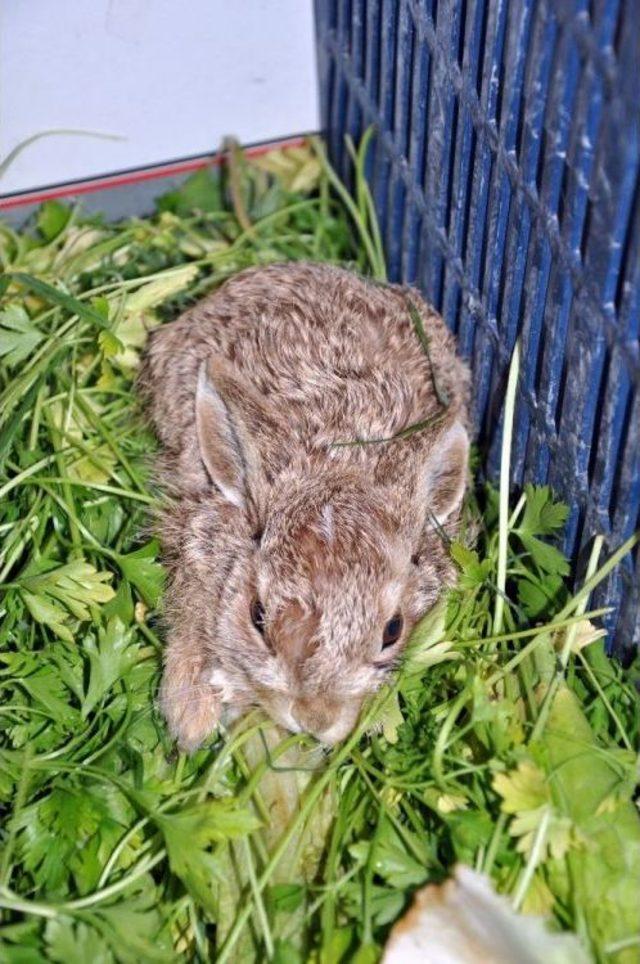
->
[195, 359, 267, 509]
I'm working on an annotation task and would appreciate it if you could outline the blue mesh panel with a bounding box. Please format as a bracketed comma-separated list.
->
[315, 0, 639, 657]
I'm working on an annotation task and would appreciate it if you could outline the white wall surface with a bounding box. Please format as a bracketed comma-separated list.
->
[0, 0, 319, 196]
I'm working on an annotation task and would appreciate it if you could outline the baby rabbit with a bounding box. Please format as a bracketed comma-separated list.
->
[138, 262, 470, 751]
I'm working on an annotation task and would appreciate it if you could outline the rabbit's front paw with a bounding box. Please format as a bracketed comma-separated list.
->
[159, 667, 220, 753]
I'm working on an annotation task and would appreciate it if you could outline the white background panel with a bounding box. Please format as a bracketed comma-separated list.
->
[0, 0, 319, 195]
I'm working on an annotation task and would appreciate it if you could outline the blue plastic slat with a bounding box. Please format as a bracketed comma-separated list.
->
[337, 0, 356, 185]
[326, 2, 350, 172]
[344, 1, 366, 150]
[384, 1, 414, 280]
[441, 0, 487, 333]
[400, 2, 432, 285]
[416, 0, 461, 308]
[363, 0, 382, 195]
[373, 0, 399, 245]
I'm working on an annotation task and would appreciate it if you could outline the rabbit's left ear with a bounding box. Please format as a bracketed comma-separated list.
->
[418, 420, 469, 524]
[195, 359, 271, 510]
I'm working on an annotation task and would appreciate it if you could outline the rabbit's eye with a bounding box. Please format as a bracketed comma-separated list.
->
[251, 599, 266, 635]
[382, 614, 403, 648]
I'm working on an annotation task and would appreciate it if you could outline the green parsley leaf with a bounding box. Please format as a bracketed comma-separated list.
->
[0, 305, 44, 367]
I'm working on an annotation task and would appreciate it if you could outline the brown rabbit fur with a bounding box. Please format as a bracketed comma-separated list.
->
[138, 262, 471, 750]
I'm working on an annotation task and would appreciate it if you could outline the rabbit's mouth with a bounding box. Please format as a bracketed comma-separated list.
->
[257, 692, 363, 745]
[311, 717, 360, 746]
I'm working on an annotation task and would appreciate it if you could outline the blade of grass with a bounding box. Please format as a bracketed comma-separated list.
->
[312, 137, 384, 280]
[494, 341, 520, 635]
[0, 129, 124, 179]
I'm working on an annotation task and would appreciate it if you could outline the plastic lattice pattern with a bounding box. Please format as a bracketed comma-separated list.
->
[315, 0, 639, 656]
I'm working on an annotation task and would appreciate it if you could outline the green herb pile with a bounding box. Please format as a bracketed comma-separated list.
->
[0, 140, 638, 964]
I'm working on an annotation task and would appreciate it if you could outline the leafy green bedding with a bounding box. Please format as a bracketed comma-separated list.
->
[0, 141, 638, 963]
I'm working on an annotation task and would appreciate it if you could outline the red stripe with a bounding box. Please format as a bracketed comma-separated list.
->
[0, 135, 309, 211]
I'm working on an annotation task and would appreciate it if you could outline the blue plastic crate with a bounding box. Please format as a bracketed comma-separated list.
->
[315, 0, 639, 656]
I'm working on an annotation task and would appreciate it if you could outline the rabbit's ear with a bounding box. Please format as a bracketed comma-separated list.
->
[195, 359, 267, 509]
[418, 420, 469, 524]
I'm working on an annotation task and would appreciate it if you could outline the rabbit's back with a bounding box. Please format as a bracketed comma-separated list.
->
[139, 262, 469, 457]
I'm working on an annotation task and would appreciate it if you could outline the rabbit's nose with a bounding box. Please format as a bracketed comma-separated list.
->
[293, 698, 335, 735]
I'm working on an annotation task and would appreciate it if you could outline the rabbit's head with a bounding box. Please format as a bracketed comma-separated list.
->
[195, 358, 468, 744]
